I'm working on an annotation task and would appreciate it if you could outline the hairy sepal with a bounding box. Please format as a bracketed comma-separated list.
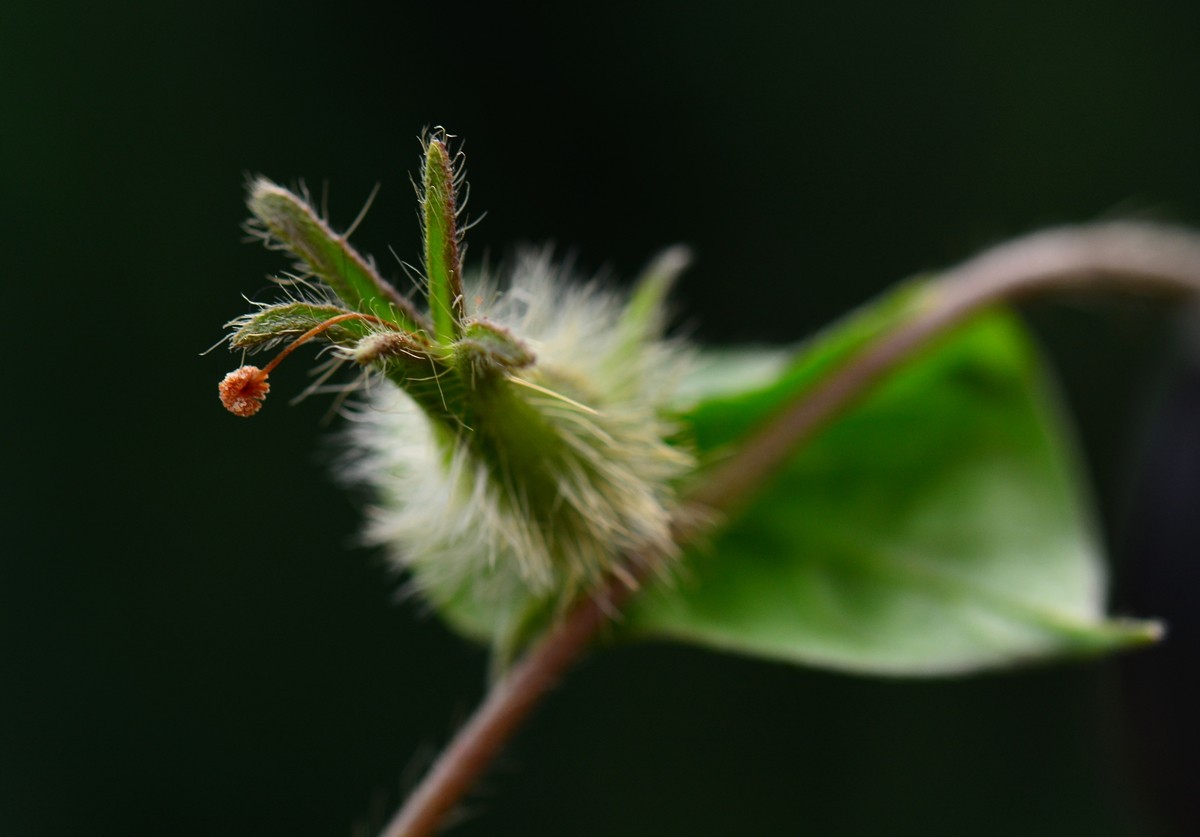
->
[247, 178, 429, 333]
[229, 302, 378, 351]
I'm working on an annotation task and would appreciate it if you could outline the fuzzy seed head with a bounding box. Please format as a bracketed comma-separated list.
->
[340, 251, 695, 634]
[219, 366, 270, 417]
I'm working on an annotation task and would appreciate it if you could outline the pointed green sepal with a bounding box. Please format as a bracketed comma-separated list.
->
[228, 302, 378, 350]
[455, 319, 535, 377]
[247, 178, 429, 333]
[421, 135, 467, 344]
[622, 245, 692, 343]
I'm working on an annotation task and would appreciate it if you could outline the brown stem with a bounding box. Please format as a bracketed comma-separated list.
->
[380, 222, 1200, 837]
[689, 222, 1200, 517]
[381, 578, 635, 837]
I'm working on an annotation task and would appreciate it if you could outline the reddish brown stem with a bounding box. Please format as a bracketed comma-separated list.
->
[260, 311, 388, 375]
[381, 578, 636, 837]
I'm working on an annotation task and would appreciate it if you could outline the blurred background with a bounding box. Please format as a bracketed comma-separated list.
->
[4, 1, 1200, 834]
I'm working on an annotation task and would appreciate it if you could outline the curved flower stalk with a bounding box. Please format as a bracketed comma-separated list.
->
[220, 132, 695, 648]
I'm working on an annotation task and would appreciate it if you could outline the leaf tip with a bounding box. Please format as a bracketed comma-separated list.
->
[1116, 617, 1166, 646]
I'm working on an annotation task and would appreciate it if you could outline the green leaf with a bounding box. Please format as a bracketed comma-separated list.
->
[671, 278, 929, 434]
[628, 303, 1160, 675]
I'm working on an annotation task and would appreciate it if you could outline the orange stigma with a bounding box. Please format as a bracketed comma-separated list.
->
[219, 366, 270, 417]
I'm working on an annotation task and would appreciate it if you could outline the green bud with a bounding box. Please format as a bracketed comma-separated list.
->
[226, 134, 696, 655]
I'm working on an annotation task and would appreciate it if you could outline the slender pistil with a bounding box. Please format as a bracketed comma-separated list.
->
[219, 312, 387, 417]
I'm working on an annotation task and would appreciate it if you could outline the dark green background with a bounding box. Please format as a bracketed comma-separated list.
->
[5, 2, 1200, 835]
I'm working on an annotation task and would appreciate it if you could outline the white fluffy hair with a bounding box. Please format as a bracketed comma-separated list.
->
[339, 249, 694, 631]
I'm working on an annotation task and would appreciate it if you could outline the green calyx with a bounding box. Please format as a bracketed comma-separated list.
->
[227, 130, 691, 644]
[234, 133, 539, 433]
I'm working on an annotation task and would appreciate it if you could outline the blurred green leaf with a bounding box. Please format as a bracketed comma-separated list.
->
[627, 305, 1159, 675]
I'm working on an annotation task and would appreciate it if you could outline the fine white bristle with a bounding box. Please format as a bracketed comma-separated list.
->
[339, 249, 694, 622]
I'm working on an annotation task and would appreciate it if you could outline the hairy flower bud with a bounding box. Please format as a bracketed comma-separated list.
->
[340, 250, 694, 641]
[226, 131, 696, 650]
